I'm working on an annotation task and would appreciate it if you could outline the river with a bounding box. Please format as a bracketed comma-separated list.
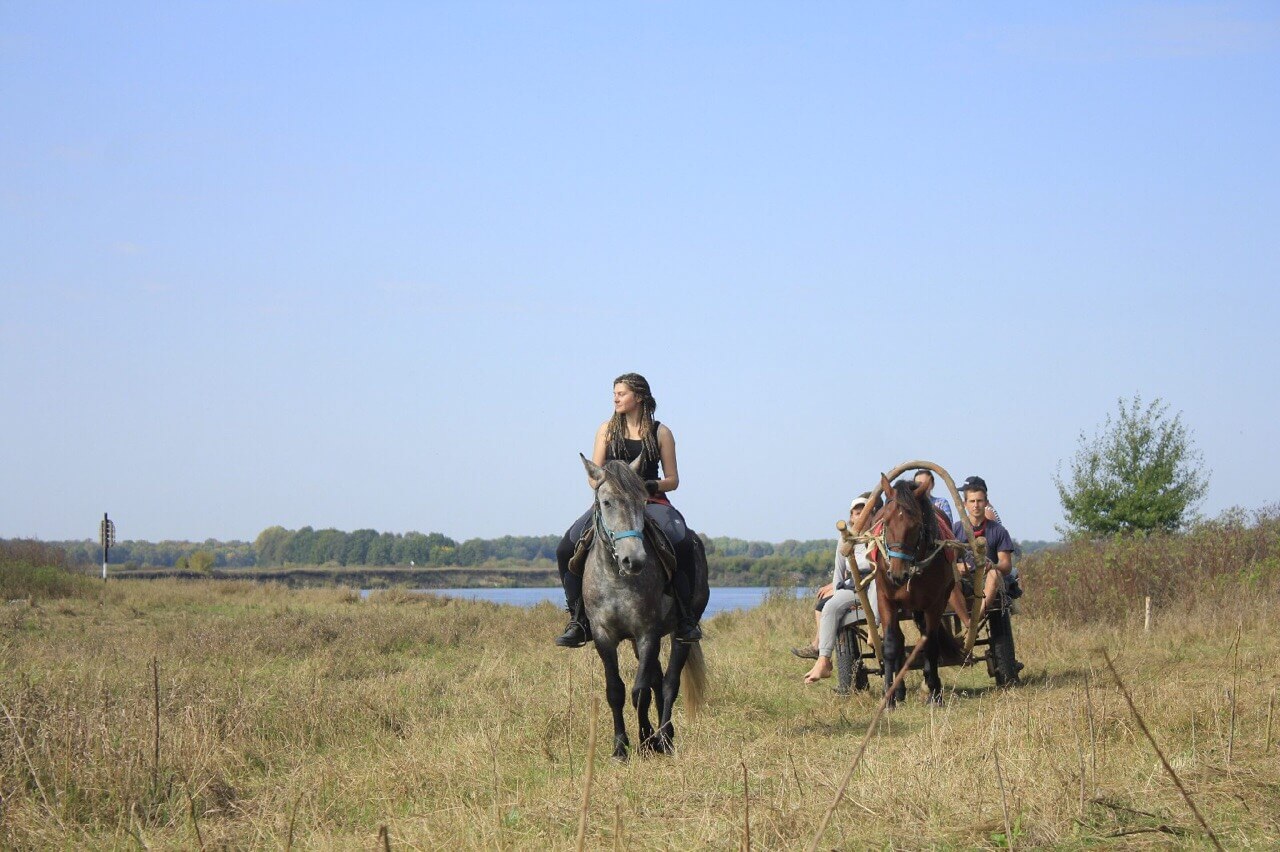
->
[361, 585, 804, 617]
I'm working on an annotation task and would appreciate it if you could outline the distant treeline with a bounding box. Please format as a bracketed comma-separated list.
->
[38, 527, 841, 585]
[33, 526, 1051, 587]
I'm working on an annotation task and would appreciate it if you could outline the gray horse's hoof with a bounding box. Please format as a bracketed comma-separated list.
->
[642, 734, 673, 755]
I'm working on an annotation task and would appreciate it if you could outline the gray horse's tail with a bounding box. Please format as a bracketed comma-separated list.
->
[680, 643, 707, 720]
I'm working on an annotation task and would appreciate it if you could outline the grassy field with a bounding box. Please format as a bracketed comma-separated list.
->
[1, 565, 1277, 850]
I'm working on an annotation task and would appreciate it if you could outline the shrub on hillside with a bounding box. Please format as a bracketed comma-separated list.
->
[1022, 505, 1279, 623]
[0, 539, 93, 600]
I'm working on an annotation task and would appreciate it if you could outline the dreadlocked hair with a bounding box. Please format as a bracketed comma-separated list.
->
[606, 372, 660, 464]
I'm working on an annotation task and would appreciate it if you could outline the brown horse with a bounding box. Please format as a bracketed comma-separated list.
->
[869, 474, 959, 706]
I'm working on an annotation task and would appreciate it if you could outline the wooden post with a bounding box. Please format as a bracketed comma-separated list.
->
[1144, 596, 1152, 632]
[838, 520, 883, 665]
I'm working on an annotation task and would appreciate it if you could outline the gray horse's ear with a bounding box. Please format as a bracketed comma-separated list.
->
[581, 453, 605, 489]
[628, 454, 644, 474]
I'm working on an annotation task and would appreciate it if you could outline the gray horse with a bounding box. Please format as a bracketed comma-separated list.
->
[579, 454, 708, 760]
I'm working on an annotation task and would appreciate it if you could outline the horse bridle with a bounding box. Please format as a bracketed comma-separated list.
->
[593, 497, 644, 566]
[875, 498, 947, 585]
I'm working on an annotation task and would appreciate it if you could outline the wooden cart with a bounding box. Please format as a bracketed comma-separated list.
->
[831, 460, 1021, 694]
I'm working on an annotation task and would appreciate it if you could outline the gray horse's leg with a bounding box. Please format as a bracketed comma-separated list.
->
[593, 639, 631, 760]
[653, 640, 691, 754]
[632, 633, 662, 752]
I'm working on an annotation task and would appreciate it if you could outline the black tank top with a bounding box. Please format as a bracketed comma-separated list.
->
[606, 420, 662, 481]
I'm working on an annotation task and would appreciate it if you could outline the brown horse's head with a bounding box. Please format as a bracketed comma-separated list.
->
[876, 473, 936, 585]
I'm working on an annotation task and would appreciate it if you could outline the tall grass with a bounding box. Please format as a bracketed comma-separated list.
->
[1023, 505, 1280, 624]
[0, 522, 1277, 848]
[0, 539, 94, 600]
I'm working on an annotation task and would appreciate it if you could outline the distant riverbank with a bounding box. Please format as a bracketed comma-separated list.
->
[109, 564, 560, 589]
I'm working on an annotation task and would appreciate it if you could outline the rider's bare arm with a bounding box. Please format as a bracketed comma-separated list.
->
[993, 550, 1013, 575]
[653, 424, 679, 493]
[588, 423, 610, 486]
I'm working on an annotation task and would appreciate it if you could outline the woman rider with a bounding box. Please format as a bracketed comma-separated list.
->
[553, 373, 703, 647]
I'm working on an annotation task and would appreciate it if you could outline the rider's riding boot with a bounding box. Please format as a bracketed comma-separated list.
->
[672, 573, 702, 644]
[550, 568, 588, 647]
[554, 596, 592, 647]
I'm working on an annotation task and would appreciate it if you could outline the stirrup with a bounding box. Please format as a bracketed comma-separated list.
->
[675, 621, 702, 644]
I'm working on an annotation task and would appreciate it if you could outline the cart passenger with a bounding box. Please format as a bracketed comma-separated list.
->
[791, 493, 881, 660]
[949, 476, 1015, 628]
[913, 469, 955, 526]
[799, 494, 883, 684]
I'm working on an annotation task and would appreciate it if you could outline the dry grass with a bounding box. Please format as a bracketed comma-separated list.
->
[0, 577, 1277, 849]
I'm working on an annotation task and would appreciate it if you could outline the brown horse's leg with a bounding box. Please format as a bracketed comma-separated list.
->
[882, 611, 906, 707]
[593, 639, 631, 760]
[920, 609, 945, 705]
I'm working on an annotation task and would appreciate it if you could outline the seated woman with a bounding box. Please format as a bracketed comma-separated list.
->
[801, 492, 882, 684]
[792, 492, 879, 660]
[553, 373, 702, 647]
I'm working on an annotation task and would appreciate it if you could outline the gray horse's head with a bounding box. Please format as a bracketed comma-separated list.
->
[581, 454, 650, 576]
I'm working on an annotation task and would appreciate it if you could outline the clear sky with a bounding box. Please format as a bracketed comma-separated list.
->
[3, 2, 1278, 545]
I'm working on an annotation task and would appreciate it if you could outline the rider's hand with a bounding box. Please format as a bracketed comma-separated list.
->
[644, 480, 661, 496]
[818, 583, 834, 599]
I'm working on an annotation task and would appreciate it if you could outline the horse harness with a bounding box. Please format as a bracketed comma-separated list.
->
[866, 520, 952, 589]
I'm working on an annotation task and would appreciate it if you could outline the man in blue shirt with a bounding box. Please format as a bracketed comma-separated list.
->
[950, 476, 1016, 628]
[913, 469, 955, 526]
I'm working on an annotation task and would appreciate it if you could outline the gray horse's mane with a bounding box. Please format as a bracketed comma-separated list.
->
[599, 459, 648, 503]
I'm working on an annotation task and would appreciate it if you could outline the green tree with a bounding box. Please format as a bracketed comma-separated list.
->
[1055, 395, 1209, 536]
[188, 550, 215, 573]
[255, 526, 294, 566]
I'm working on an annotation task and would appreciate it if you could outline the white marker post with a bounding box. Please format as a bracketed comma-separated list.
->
[100, 513, 116, 582]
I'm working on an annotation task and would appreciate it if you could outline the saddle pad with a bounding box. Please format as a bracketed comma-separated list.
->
[567, 524, 594, 577]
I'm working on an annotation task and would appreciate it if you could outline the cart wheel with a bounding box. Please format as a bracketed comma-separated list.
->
[835, 625, 856, 695]
[987, 608, 1020, 686]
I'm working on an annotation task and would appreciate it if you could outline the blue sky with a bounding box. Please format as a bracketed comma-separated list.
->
[3, 2, 1278, 545]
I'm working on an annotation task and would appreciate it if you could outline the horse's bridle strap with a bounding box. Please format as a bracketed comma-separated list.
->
[594, 507, 643, 549]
